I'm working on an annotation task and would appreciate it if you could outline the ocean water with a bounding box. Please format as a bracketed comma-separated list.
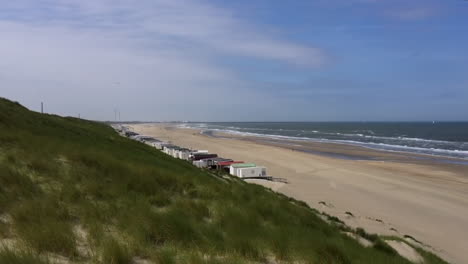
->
[178, 122, 468, 160]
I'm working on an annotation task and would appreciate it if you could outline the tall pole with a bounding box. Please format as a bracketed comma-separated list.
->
[41, 102, 43, 114]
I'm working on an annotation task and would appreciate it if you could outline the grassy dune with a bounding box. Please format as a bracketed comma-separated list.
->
[0, 98, 448, 263]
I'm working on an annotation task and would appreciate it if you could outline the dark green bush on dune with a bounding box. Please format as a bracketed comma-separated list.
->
[0, 98, 447, 263]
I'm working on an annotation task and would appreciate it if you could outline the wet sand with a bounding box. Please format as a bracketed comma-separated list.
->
[129, 123, 468, 264]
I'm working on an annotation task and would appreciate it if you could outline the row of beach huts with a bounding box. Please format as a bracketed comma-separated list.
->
[113, 125, 268, 179]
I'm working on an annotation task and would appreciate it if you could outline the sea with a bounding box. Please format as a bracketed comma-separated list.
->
[178, 122, 468, 161]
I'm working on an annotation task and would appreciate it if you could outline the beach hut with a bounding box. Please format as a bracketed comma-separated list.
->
[212, 158, 233, 164]
[210, 158, 233, 169]
[196, 157, 233, 169]
[162, 145, 177, 155]
[191, 157, 226, 168]
[166, 148, 174, 155]
[191, 150, 209, 154]
[218, 161, 244, 167]
[217, 161, 244, 171]
[143, 138, 161, 146]
[117, 126, 131, 136]
[135, 135, 156, 142]
[172, 148, 189, 159]
[229, 163, 256, 176]
[162, 146, 169, 154]
[171, 148, 179, 157]
[173, 148, 179, 157]
[170, 147, 183, 158]
[154, 142, 171, 150]
[193, 159, 209, 168]
[237, 166, 267, 178]
[178, 149, 192, 160]
[190, 153, 218, 161]
[125, 131, 139, 137]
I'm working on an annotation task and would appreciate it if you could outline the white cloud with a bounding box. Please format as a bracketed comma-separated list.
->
[388, 7, 435, 21]
[2, 0, 327, 66]
[325, 0, 438, 21]
[0, 0, 327, 120]
[0, 21, 252, 120]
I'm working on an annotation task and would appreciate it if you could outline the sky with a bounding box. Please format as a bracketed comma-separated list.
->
[1, 0, 467, 121]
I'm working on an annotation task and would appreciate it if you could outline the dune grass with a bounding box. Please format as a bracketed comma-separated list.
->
[100, 238, 131, 264]
[0, 97, 449, 264]
[11, 197, 77, 257]
[0, 247, 50, 264]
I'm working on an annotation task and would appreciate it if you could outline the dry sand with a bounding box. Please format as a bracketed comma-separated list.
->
[387, 240, 424, 263]
[130, 123, 468, 264]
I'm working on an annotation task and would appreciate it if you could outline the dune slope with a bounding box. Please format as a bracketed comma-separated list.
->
[0, 98, 447, 264]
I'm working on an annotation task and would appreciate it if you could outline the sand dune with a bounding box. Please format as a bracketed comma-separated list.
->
[130, 123, 468, 264]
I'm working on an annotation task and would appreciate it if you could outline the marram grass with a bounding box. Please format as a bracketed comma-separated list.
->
[0, 97, 448, 264]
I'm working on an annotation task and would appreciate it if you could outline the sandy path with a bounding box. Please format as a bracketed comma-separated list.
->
[130, 124, 468, 264]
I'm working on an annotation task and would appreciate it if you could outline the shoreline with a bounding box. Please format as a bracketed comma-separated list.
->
[129, 123, 468, 264]
[200, 128, 468, 166]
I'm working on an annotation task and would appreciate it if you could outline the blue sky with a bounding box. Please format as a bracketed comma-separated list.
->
[1, 0, 467, 121]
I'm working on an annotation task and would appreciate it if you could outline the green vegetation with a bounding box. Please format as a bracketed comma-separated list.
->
[100, 238, 131, 264]
[0, 98, 449, 263]
[0, 248, 49, 264]
[356, 227, 379, 243]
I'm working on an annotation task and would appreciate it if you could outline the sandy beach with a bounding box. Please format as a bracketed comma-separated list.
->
[130, 123, 468, 264]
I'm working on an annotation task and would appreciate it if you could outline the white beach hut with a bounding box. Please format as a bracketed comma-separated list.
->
[229, 163, 256, 176]
[155, 142, 170, 150]
[237, 166, 267, 178]
[163, 146, 176, 155]
[193, 160, 209, 168]
[178, 150, 191, 160]
[192, 150, 209, 154]
[171, 148, 182, 158]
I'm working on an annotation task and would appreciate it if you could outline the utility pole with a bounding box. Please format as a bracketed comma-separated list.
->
[41, 102, 43, 114]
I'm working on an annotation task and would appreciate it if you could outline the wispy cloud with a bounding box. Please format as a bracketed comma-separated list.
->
[2, 0, 462, 121]
[2, 0, 327, 66]
[328, 0, 439, 21]
[387, 6, 436, 21]
[0, 0, 327, 120]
